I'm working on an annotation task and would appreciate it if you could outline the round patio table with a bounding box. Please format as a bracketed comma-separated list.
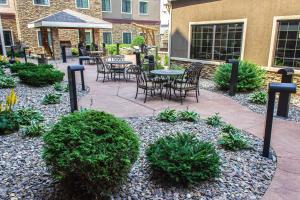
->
[106, 60, 133, 67]
[106, 60, 133, 81]
[150, 69, 184, 76]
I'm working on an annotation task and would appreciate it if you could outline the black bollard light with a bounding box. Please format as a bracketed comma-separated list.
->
[148, 55, 155, 73]
[227, 59, 239, 96]
[23, 46, 29, 63]
[262, 82, 297, 158]
[135, 52, 141, 67]
[102, 43, 106, 56]
[9, 45, 15, 64]
[116, 43, 120, 55]
[277, 68, 294, 118]
[67, 64, 86, 112]
[61, 46, 67, 63]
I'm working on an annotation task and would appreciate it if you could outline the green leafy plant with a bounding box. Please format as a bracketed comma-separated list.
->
[146, 133, 220, 184]
[21, 121, 46, 137]
[0, 75, 16, 88]
[0, 111, 19, 135]
[178, 110, 199, 122]
[218, 126, 249, 151]
[16, 108, 44, 126]
[206, 113, 222, 127]
[43, 110, 139, 195]
[131, 35, 145, 46]
[214, 61, 266, 92]
[250, 91, 267, 104]
[71, 48, 79, 56]
[53, 82, 63, 91]
[157, 108, 177, 122]
[18, 68, 64, 87]
[164, 55, 169, 66]
[10, 62, 38, 73]
[170, 65, 185, 70]
[42, 93, 61, 105]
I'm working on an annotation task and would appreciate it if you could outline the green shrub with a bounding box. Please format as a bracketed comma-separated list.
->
[218, 131, 249, 151]
[221, 124, 238, 134]
[18, 68, 64, 86]
[146, 133, 220, 184]
[0, 67, 4, 75]
[157, 108, 177, 122]
[53, 82, 63, 91]
[170, 65, 185, 70]
[106, 44, 117, 55]
[164, 55, 169, 66]
[42, 93, 61, 105]
[131, 35, 145, 46]
[7, 50, 21, 58]
[178, 110, 199, 122]
[43, 110, 139, 195]
[10, 62, 37, 73]
[250, 91, 267, 104]
[16, 108, 44, 126]
[213, 61, 266, 92]
[71, 48, 79, 57]
[206, 113, 223, 127]
[21, 121, 46, 137]
[0, 75, 16, 88]
[0, 111, 19, 135]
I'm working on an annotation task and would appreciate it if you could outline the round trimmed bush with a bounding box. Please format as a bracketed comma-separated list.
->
[10, 62, 53, 73]
[18, 68, 64, 86]
[146, 133, 220, 184]
[0, 111, 19, 135]
[43, 110, 139, 195]
[214, 60, 266, 92]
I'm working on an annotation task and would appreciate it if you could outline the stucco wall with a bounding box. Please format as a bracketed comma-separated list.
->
[170, 0, 300, 67]
[14, 0, 102, 53]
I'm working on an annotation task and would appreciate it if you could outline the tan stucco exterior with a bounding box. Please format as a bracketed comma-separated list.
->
[170, 0, 300, 68]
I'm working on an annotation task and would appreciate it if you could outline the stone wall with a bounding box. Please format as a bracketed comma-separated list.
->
[14, 0, 102, 56]
[100, 23, 160, 46]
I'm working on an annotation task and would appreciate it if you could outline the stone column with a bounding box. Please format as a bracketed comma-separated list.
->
[41, 28, 52, 57]
[92, 29, 100, 46]
[78, 28, 85, 44]
[51, 28, 61, 60]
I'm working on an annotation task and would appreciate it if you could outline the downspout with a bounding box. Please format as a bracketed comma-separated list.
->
[167, 2, 172, 67]
[0, 15, 7, 56]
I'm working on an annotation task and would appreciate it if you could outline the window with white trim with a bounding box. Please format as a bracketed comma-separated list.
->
[33, 0, 49, 5]
[123, 32, 131, 44]
[103, 32, 112, 44]
[190, 23, 244, 61]
[37, 30, 52, 47]
[102, 0, 111, 12]
[274, 20, 300, 68]
[0, 0, 8, 5]
[85, 30, 92, 44]
[76, 0, 89, 9]
[122, 0, 131, 13]
[3, 30, 13, 47]
[139, 1, 148, 15]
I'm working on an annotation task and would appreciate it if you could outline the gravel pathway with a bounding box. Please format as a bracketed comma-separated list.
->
[0, 116, 276, 200]
[199, 78, 300, 123]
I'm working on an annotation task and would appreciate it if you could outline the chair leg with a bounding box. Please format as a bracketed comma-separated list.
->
[135, 87, 138, 99]
[103, 72, 105, 83]
[144, 89, 148, 103]
[196, 89, 199, 103]
[96, 73, 99, 81]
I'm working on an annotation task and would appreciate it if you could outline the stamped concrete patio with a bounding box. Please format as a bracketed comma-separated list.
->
[56, 58, 300, 200]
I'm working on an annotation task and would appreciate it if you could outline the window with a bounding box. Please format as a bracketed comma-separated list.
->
[102, 0, 111, 12]
[85, 30, 92, 44]
[190, 23, 244, 61]
[0, 0, 7, 5]
[76, 0, 89, 9]
[3, 30, 13, 47]
[103, 32, 112, 44]
[274, 20, 300, 68]
[122, 0, 131, 13]
[139, 1, 148, 15]
[37, 30, 52, 47]
[33, 0, 49, 5]
[123, 32, 132, 44]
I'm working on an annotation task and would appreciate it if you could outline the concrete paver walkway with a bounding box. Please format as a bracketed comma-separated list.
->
[57, 59, 300, 200]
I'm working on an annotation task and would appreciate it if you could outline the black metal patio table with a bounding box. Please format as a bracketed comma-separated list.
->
[106, 60, 133, 81]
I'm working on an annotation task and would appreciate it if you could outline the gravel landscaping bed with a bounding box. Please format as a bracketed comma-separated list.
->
[199, 78, 300, 123]
[0, 115, 276, 200]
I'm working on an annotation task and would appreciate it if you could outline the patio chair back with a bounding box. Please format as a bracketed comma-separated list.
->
[106, 55, 125, 62]
[79, 47, 88, 56]
[183, 64, 204, 86]
[95, 57, 107, 72]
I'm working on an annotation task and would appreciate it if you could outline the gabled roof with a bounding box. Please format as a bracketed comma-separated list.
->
[28, 9, 112, 29]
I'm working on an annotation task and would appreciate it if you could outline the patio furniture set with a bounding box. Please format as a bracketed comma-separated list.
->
[95, 54, 204, 104]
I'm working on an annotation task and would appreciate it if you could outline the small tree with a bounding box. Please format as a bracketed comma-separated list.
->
[131, 35, 145, 47]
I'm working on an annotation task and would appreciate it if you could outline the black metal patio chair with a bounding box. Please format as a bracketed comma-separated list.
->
[95, 57, 113, 82]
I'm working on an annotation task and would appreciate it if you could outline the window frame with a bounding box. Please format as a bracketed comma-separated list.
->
[75, 0, 90, 9]
[32, 0, 50, 6]
[121, 0, 132, 14]
[102, 31, 113, 44]
[102, 0, 112, 12]
[188, 19, 247, 64]
[268, 15, 300, 71]
[138, 0, 148, 15]
[0, 0, 8, 5]
[122, 32, 132, 44]
[36, 29, 52, 47]
[84, 29, 93, 44]
[3, 29, 14, 47]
